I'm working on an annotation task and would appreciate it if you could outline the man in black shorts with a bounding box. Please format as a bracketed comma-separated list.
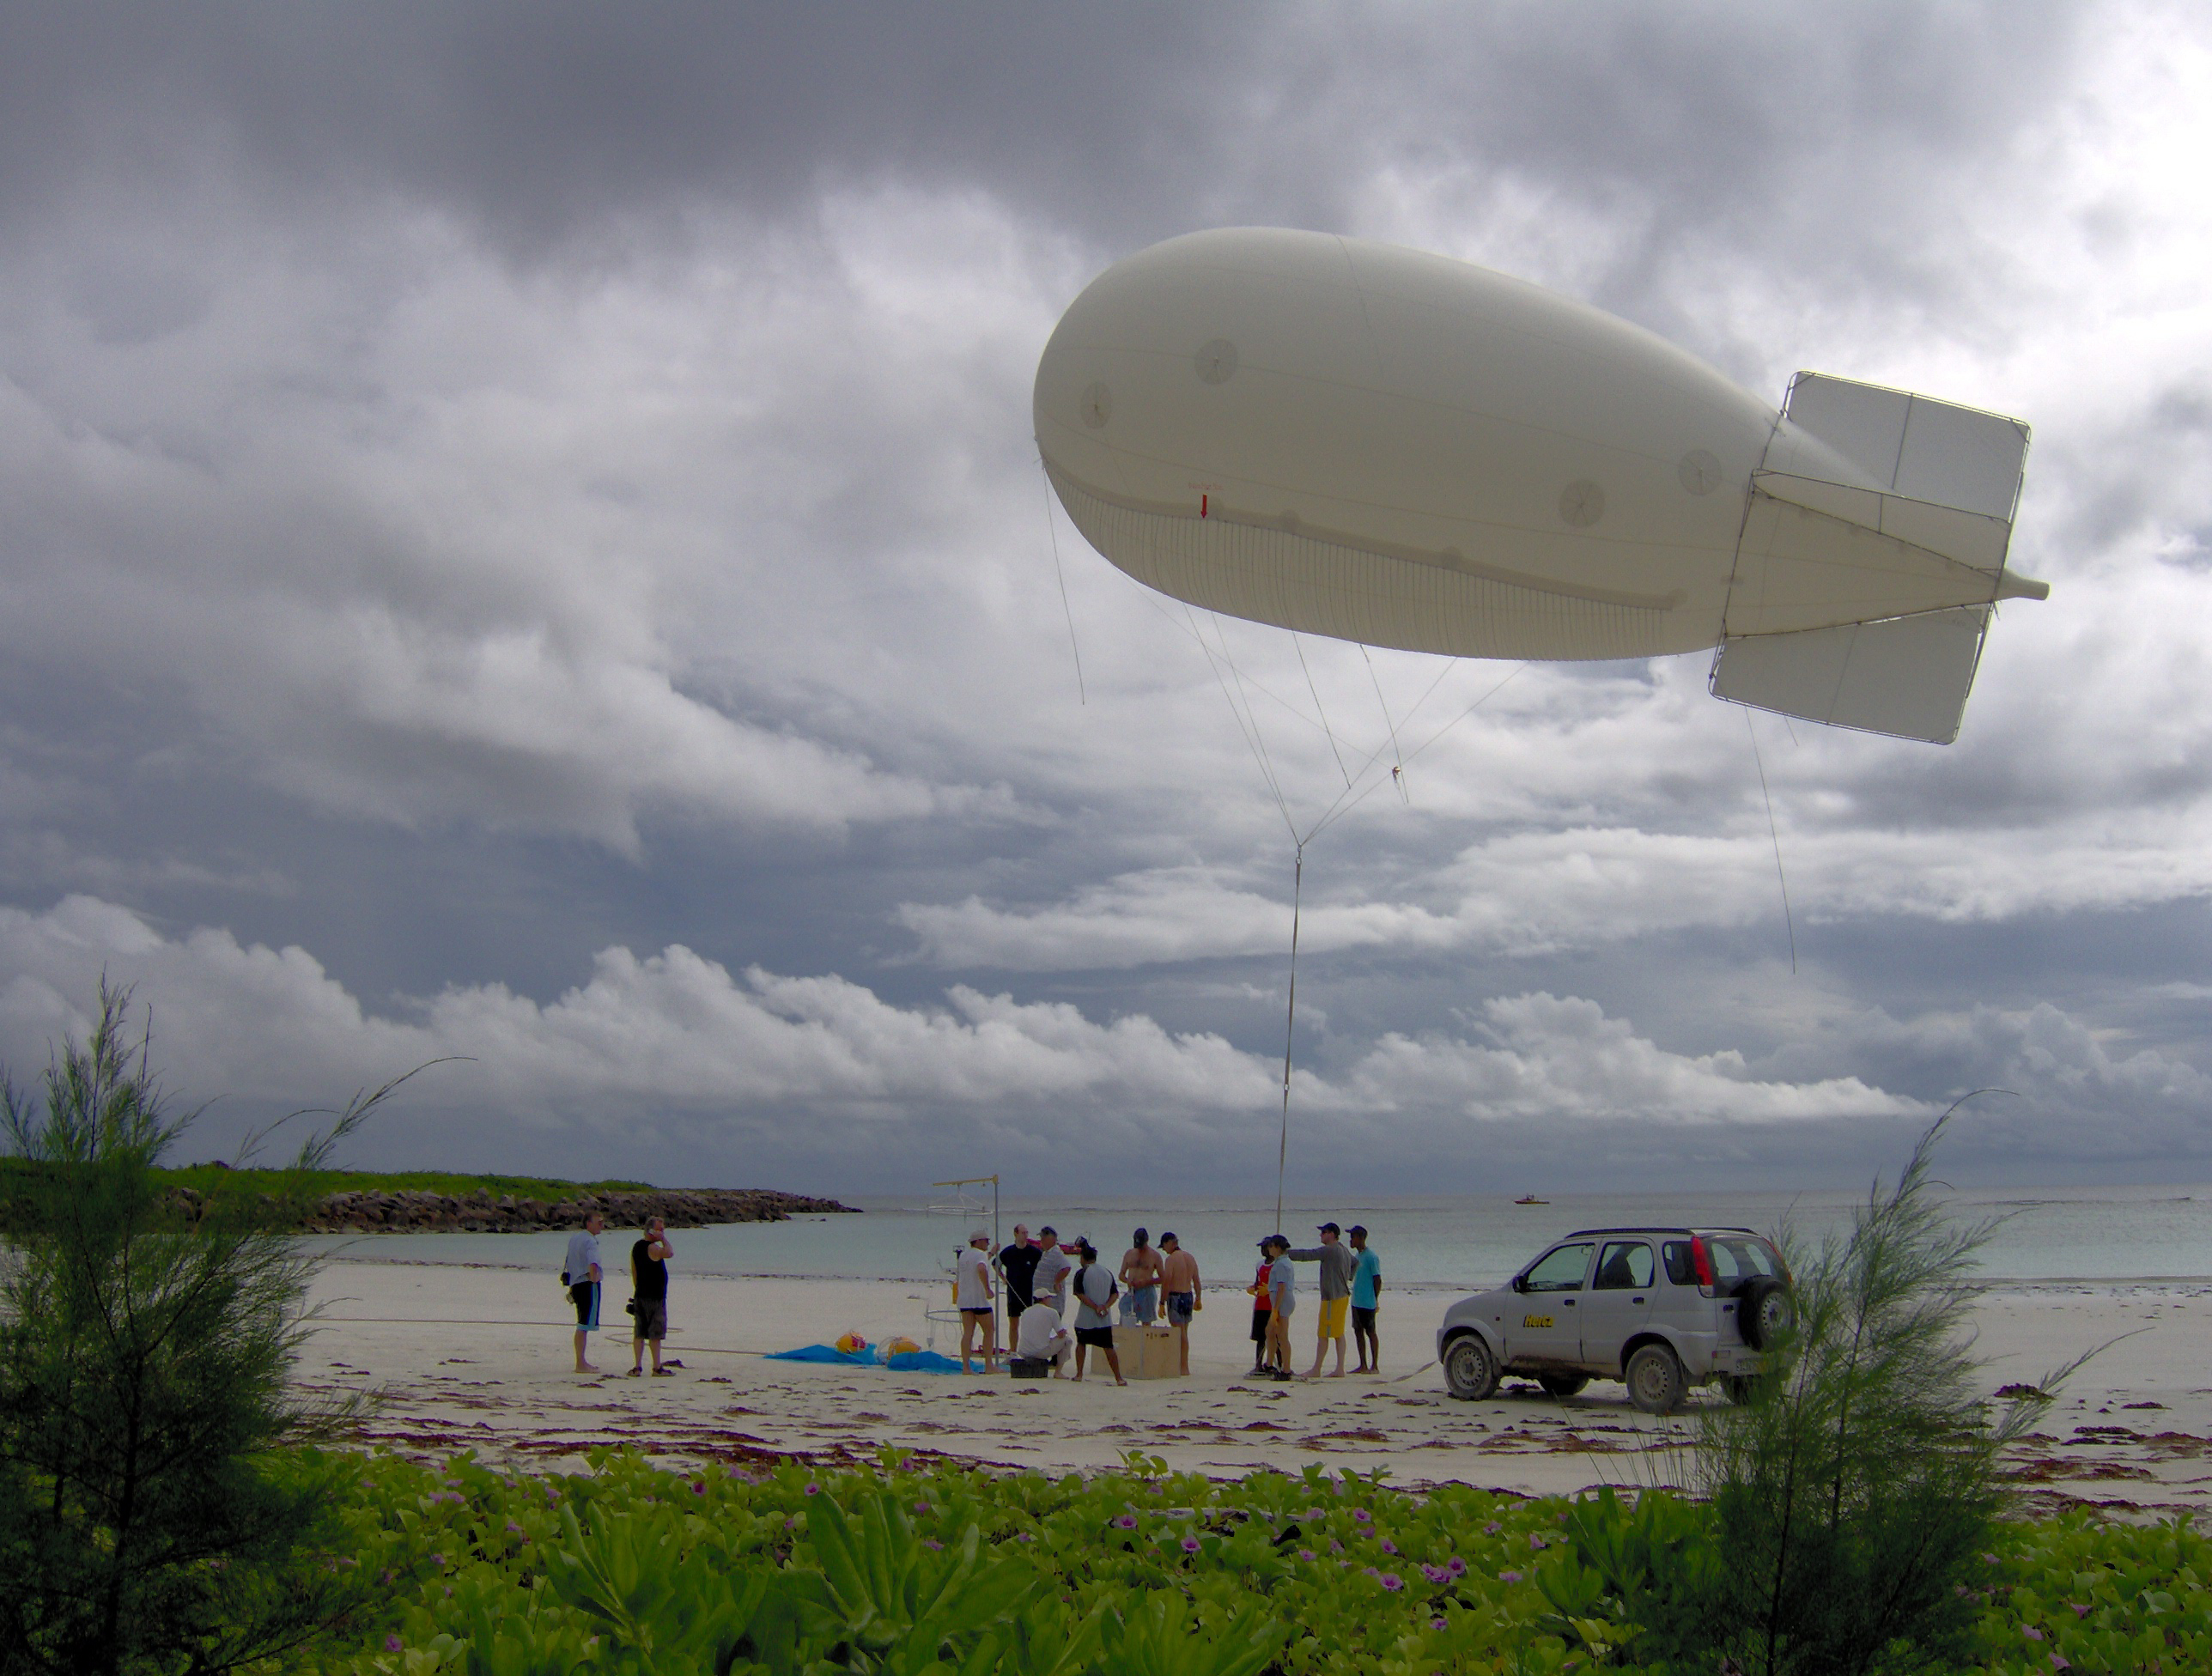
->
[1070, 1242, 1124, 1385]
[997, 1224, 1042, 1348]
[629, 1216, 678, 1376]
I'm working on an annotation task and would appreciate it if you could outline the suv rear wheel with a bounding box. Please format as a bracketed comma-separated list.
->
[1535, 1372, 1589, 1400]
[1625, 1343, 1686, 1414]
[1443, 1333, 1499, 1401]
[1739, 1277, 1794, 1349]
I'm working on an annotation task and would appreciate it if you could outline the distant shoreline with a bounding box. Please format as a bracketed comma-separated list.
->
[294, 1184, 860, 1233]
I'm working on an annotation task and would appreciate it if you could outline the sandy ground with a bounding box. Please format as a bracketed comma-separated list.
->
[304, 1260, 2212, 1518]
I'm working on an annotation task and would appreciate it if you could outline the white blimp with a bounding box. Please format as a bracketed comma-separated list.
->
[1034, 228, 2046, 744]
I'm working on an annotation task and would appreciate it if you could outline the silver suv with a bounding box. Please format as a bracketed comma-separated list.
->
[1436, 1226, 1792, 1413]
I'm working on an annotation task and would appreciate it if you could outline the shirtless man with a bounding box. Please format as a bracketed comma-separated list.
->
[1158, 1231, 1202, 1375]
[1117, 1227, 1164, 1327]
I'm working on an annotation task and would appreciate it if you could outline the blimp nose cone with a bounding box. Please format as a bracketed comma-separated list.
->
[1035, 228, 1774, 663]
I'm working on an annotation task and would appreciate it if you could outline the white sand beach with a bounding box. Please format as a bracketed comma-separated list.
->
[305, 1259, 2212, 1516]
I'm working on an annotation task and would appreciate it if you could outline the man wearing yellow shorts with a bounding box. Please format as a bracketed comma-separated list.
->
[1288, 1223, 1359, 1379]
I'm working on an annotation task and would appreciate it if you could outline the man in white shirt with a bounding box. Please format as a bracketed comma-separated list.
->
[1030, 1225, 1073, 1313]
[1012, 1292, 1074, 1376]
[956, 1230, 998, 1374]
[562, 1212, 605, 1375]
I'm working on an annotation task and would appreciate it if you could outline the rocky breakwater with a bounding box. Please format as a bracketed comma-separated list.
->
[299, 1187, 858, 1235]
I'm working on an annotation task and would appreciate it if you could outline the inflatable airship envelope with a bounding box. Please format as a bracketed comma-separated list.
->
[1034, 228, 2047, 745]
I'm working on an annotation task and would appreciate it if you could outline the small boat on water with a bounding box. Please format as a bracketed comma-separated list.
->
[1514, 1193, 1548, 1205]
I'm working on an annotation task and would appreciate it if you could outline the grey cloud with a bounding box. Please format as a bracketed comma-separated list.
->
[0, 4, 2088, 307]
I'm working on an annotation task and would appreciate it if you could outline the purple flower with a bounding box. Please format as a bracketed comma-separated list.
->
[1182, 1536, 1201, 1553]
[1483, 1521, 1502, 1535]
[385, 1637, 403, 1654]
[1421, 1563, 1451, 1585]
[1353, 1508, 1371, 1523]
[1432, 1617, 1449, 1630]
[545, 1486, 560, 1506]
[1330, 1539, 1344, 1552]
[505, 1521, 525, 1535]
[1016, 1533, 1034, 1544]
[1379, 1538, 1398, 1555]
[1114, 1515, 1137, 1529]
[805, 1484, 821, 1497]
[2070, 1601, 2090, 1618]
[1298, 1549, 1316, 1562]
[1446, 1556, 1467, 1577]
[692, 1482, 706, 1496]
[1379, 1572, 1404, 1592]
[2025, 1627, 2045, 1642]
[1498, 1570, 1522, 1584]
[429, 1553, 444, 1569]
[921, 1539, 943, 1551]
[1528, 1533, 1549, 1551]
[2050, 1655, 2072, 1672]
[915, 1501, 932, 1515]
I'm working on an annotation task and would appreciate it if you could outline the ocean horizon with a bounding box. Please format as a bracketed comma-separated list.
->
[306, 1181, 2212, 1291]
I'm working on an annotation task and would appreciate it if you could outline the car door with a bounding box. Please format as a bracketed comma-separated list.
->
[1577, 1239, 1656, 1372]
[1504, 1241, 1594, 1366]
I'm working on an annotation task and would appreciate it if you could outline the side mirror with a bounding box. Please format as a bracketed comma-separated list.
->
[1510, 1275, 1528, 1295]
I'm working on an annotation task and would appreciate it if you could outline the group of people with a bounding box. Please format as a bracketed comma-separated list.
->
[1247, 1223, 1383, 1381]
[957, 1219, 1383, 1384]
[560, 1211, 683, 1376]
[551, 1208, 1383, 1386]
[957, 1224, 1204, 1384]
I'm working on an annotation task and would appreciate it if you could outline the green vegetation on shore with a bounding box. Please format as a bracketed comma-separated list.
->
[156, 1163, 657, 1200]
[322, 1448, 2212, 1675]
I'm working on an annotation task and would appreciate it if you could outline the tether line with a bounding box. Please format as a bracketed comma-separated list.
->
[1744, 707, 1797, 974]
[1275, 841, 1304, 1236]
[1038, 461, 1086, 704]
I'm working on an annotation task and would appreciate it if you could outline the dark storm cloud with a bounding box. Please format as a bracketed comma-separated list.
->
[2, 3, 2087, 292]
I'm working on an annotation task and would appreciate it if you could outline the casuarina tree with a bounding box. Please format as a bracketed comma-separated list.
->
[0, 981, 422, 1675]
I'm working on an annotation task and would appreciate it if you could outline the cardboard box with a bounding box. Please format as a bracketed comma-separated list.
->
[1127, 1324, 1182, 1380]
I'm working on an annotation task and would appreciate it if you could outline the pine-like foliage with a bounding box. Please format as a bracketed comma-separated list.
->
[0, 982, 412, 1676]
[1693, 1101, 2053, 1676]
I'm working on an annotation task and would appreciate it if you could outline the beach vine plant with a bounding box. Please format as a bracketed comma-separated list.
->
[0, 981, 427, 1676]
[322, 1444, 2212, 1676]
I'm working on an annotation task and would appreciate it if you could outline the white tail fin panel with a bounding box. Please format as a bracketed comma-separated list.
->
[1710, 605, 1990, 745]
[1783, 373, 2029, 522]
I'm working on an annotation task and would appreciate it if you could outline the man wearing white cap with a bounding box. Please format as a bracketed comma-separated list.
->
[956, 1230, 998, 1374]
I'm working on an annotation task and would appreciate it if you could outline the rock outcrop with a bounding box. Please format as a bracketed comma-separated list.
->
[295, 1187, 857, 1234]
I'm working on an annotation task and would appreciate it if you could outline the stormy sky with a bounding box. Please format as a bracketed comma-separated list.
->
[2, 3, 2209, 1197]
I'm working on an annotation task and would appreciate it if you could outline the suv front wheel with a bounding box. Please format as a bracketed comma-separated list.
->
[1625, 1343, 1686, 1414]
[1443, 1333, 1499, 1401]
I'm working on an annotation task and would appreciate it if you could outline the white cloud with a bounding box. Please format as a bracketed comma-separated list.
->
[1338, 994, 1930, 1125]
[0, 896, 1950, 1137]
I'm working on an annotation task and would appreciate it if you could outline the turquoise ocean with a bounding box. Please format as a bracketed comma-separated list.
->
[307, 1183, 2212, 1292]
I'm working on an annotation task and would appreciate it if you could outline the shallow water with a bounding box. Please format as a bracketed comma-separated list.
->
[305, 1182, 2212, 1292]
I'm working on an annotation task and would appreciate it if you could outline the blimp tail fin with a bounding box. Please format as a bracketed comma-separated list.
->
[1710, 605, 1990, 745]
[1780, 373, 2029, 523]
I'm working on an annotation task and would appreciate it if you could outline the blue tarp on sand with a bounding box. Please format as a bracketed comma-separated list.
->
[763, 1344, 965, 1374]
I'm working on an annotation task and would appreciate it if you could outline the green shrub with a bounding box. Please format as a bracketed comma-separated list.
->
[0, 983, 413, 1675]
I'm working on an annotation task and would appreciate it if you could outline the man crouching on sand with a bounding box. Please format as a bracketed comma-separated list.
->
[1071, 1242, 1125, 1384]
